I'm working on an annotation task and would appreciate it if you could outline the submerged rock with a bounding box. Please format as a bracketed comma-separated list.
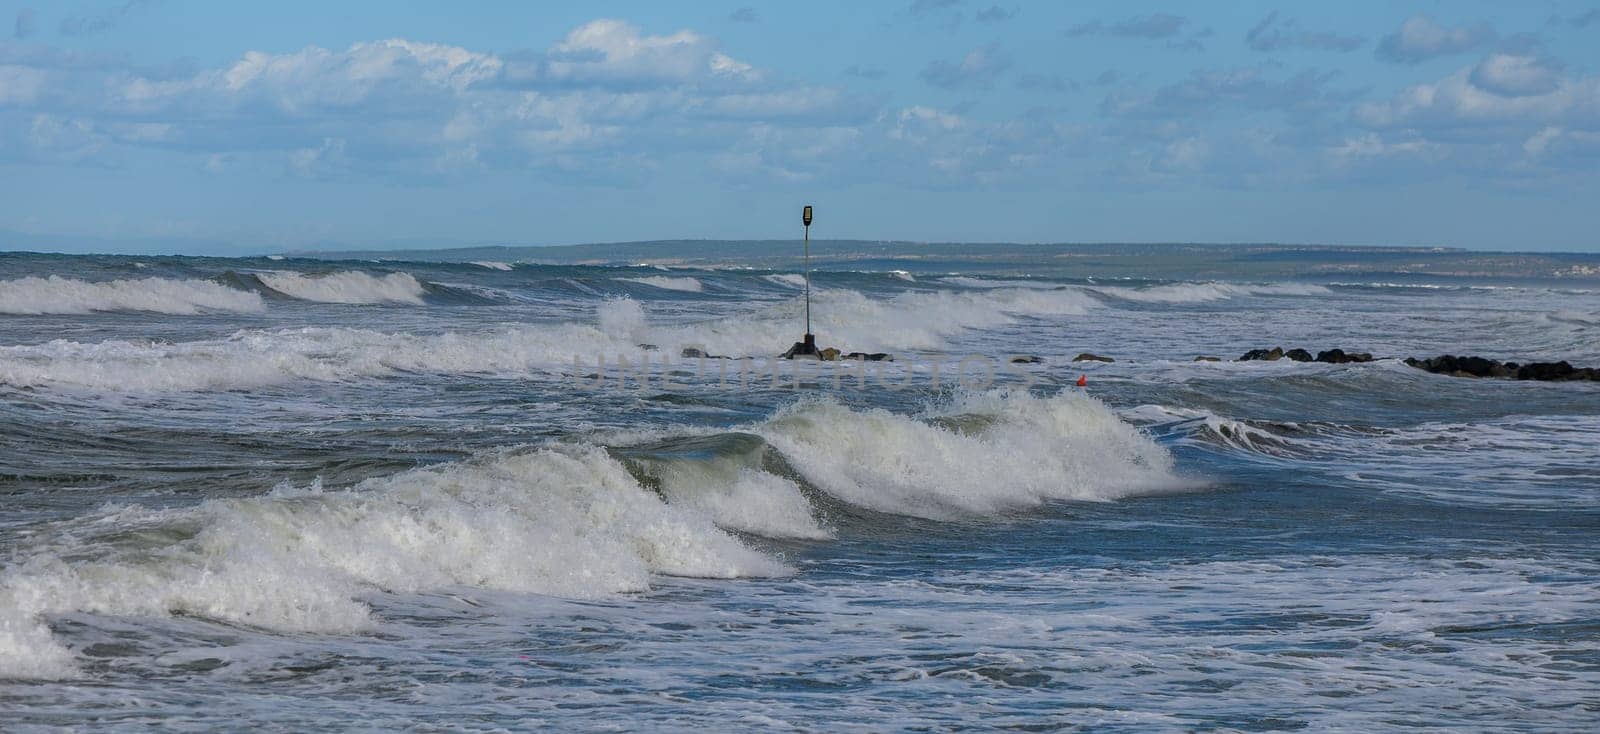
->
[845, 352, 893, 362]
[1073, 353, 1114, 363]
[1010, 355, 1043, 364]
[1193, 356, 1221, 362]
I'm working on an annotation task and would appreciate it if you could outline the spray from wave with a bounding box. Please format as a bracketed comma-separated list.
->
[0, 276, 264, 315]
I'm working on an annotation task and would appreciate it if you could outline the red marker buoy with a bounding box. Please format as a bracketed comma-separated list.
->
[1076, 374, 1087, 387]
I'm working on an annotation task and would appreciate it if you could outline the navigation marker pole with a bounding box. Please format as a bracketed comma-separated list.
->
[802, 204, 815, 355]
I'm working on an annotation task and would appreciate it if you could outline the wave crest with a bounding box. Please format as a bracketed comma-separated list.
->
[0, 446, 784, 679]
[256, 271, 427, 305]
[0, 275, 264, 315]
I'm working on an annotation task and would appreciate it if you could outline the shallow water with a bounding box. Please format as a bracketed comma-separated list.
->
[1, 251, 1597, 730]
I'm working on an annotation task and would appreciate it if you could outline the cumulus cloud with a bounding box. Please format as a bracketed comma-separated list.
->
[919, 44, 1011, 90]
[5, 19, 1062, 187]
[1246, 13, 1363, 53]
[498, 19, 761, 90]
[13, 8, 35, 39]
[1354, 59, 1600, 132]
[1470, 54, 1562, 97]
[1068, 14, 1189, 40]
[1376, 14, 1494, 64]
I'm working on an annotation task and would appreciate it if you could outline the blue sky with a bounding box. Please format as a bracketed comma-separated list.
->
[1, 1, 1598, 254]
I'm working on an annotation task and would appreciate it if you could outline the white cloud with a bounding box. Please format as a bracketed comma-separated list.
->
[0, 19, 884, 182]
[1469, 54, 1560, 98]
[0, 63, 47, 104]
[1375, 15, 1493, 64]
[1354, 63, 1600, 130]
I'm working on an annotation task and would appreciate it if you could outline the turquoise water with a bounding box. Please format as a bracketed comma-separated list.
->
[1, 250, 1597, 730]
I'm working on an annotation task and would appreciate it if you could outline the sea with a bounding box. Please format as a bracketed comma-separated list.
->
[0, 246, 1597, 731]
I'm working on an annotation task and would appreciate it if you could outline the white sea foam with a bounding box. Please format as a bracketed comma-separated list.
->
[622, 276, 704, 293]
[0, 276, 264, 315]
[890, 270, 916, 282]
[666, 286, 1101, 356]
[0, 286, 1103, 391]
[1089, 282, 1331, 303]
[471, 261, 514, 271]
[757, 390, 1183, 518]
[0, 447, 784, 679]
[629, 439, 829, 540]
[256, 271, 427, 305]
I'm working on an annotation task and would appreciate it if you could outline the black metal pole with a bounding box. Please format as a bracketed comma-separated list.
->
[804, 222, 811, 339]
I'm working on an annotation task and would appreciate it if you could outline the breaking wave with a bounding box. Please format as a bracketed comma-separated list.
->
[1, 287, 1101, 392]
[0, 389, 1177, 679]
[471, 261, 514, 271]
[0, 275, 264, 315]
[0, 447, 784, 680]
[757, 391, 1182, 518]
[621, 276, 704, 293]
[255, 271, 427, 305]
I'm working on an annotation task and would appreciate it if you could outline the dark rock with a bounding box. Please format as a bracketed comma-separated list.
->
[1240, 347, 1284, 361]
[845, 352, 893, 362]
[1404, 355, 1600, 382]
[1073, 352, 1114, 363]
[1315, 349, 1373, 364]
[1010, 355, 1043, 364]
[1285, 348, 1314, 362]
[1193, 356, 1221, 362]
[819, 347, 841, 361]
[1456, 356, 1499, 377]
[638, 343, 659, 351]
[1516, 361, 1574, 381]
